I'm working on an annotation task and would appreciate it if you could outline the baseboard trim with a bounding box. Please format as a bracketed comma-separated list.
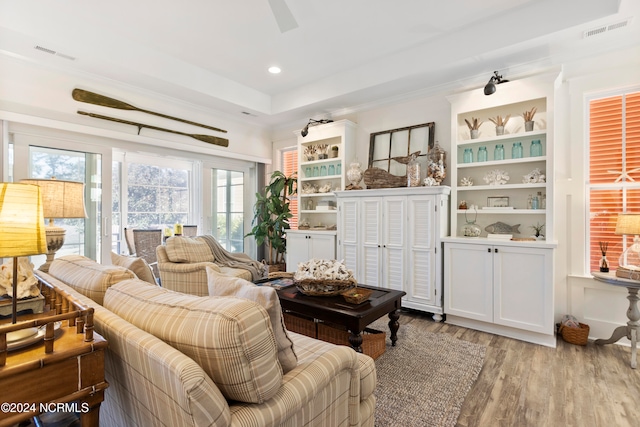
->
[445, 315, 557, 348]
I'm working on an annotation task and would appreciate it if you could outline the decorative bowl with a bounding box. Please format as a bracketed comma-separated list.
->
[295, 277, 357, 297]
[341, 287, 373, 304]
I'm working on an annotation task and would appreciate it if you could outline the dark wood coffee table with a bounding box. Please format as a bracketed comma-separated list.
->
[277, 284, 406, 353]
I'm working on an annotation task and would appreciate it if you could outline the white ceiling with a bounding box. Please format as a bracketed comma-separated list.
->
[0, 0, 638, 127]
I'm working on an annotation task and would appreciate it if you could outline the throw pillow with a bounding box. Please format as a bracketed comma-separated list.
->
[165, 236, 214, 263]
[206, 267, 297, 372]
[110, 252, 156, 284]
[48, 255, 135, 305]
[104, 279, 282, 404]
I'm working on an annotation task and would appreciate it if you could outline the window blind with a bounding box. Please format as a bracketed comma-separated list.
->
[589, 91, 640, 272]
[282, 149, 298, 230]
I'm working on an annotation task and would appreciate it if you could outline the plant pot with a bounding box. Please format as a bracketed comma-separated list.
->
[525, 120, 534, 132]
[470, 129, 479, 139]
[495, 126, 505, 136]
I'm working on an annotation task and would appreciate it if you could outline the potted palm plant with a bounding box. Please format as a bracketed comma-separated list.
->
[246, 170, 297, 271]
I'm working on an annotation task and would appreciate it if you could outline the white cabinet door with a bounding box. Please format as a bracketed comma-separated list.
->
[309, 233, 336, 260]
[337, 198, 359, 276]
[286, 232, 310, 270]
[406, 196, 437, 307]
[444, 242, 493, 322]
[287, 232, 336, 271]
[493, 245, 553, 334]
[361, 198, 382, 286]
[382, 196, 407, 292]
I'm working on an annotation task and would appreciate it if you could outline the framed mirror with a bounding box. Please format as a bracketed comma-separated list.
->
[368, 122, 435, 175]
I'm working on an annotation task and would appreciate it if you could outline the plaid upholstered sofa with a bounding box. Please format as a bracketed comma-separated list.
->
[157, 236, 262, 296]
[37, 255, 376, 427]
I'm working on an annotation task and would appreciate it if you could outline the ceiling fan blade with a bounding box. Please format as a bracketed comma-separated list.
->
[268, 0, 298, 33]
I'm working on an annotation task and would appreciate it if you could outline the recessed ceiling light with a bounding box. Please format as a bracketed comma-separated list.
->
[268, 66, 282, 74]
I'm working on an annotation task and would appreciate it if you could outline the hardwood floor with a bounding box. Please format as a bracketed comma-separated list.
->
[399, 309, 640, 427]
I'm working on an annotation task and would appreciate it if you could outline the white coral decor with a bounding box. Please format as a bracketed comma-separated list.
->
[522, 168, 546, 184]
[483, 169, 510, 185]
[294, 258, 353, 281]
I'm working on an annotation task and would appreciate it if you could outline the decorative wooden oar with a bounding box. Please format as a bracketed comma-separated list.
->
[78, 111, 229, 147]
[72, 88, 227, 133]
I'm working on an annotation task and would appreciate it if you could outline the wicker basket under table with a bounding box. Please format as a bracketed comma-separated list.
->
[283, 312, 317, 337]
[317, 322, 386, 360]
[284, 313, 386, 359]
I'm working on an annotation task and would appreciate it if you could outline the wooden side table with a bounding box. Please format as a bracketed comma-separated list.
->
[0, 278, 109, 426]
[592, 271, 640, 369]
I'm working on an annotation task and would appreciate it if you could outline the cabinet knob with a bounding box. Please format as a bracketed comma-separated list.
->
[487, 248, 491, 253]
[494, 248, 498, 253]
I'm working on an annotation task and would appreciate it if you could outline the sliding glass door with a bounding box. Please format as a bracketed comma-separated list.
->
[9, 125, 111, 265]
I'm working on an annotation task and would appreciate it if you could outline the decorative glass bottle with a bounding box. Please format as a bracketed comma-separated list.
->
[477, 146, 488, 162]
[530, 140, 543, 157]
[494, 144, 504, 161]
[407, 153, 421, 187]
[346, 160, 363, 189]
[461, 208, 481, 237]
[428, 143, 447, 185]
[463, 148, 473, 163]
[328, 164, 335, 175]
[512, 142, 523, 159]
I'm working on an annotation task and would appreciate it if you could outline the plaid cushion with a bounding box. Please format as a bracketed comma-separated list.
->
[104, 279, 283, 404]
[206, 267, 298, 372]
[165, 236, 214, 263]
[110, 252, 156, 284]
[48, 255, 135, 305]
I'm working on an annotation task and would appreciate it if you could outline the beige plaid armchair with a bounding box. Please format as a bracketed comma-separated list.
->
[156, 237, 254, 296]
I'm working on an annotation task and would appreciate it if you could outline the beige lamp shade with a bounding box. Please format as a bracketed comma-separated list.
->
[0, 183, 48, 257]
[19, 178, 87, 219]
[614, 214, 640, 235]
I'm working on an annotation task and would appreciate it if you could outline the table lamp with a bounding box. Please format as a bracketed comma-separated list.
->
[615, 213, 640, 279]
[0, 183, 48, 324]
[19, 178, 87, 272]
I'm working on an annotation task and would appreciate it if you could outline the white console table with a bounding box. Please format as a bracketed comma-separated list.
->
[592, 271, 640, 368]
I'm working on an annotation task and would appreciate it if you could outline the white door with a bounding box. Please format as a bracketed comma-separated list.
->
[337, 198, 359, 277]
[361, 198, 382, 286]
[444, 242, 493, 322]
[407, 195, 437, 306]
[309, 233, 336, 261]
[11, 127, 112, 265]
[285, 232, 311, 271]
[382, 196, 406, 291]
[493, 245, 554, 334]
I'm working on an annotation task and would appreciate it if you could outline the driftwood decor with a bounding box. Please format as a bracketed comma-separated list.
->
[77, 111, 229, 147]
[363, 167, 407, 189]
[72, 89, 227, 133]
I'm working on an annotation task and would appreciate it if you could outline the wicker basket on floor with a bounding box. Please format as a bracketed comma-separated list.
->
[317, 323, 386, 360]
[558, 322, 590, 346]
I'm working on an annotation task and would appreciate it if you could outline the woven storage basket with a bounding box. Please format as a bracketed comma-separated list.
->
[283, 312, 317, 338]
[558, 322, 590, 346]
[294, 277, 357, 297]
[317, 323, 386, 360]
